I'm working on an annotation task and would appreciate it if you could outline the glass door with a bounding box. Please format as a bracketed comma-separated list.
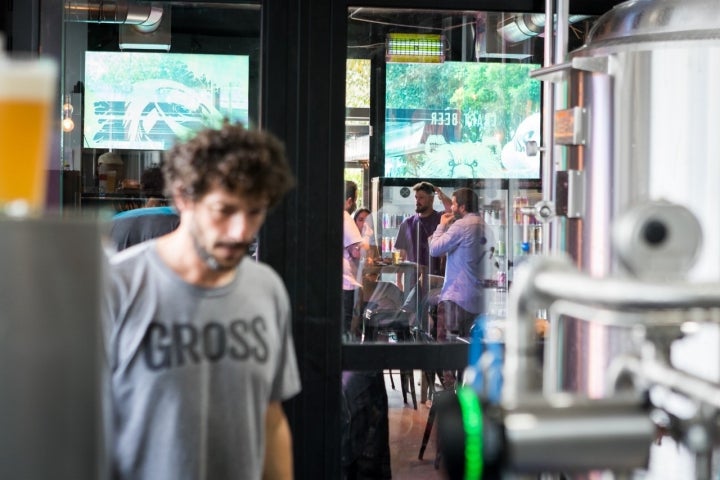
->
[343, 7, 549, 350]
[341, 7, 597, 478]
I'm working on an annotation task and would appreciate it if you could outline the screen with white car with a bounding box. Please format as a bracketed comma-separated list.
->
[84, 51, 250, 151]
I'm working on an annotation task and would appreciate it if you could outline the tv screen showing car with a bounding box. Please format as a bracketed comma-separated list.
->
[84, 51, 250, 150]
[385, 61, 541, 179]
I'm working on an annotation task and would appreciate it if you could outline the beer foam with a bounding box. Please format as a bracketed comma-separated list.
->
[0, 58, 57, 101]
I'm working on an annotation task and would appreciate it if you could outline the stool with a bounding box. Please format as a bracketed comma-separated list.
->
[418, 385, 451, 469]
[418, 372, 460, 468]
[385, 369, 417, 410]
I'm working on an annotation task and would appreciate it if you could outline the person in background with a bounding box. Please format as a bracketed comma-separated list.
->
[353, 207, 379, 269]
[343, 180, 364, 341]
[392, 181, 451, 333]
[104, 123, 301, 480]
[110, 165, 180, 251]
[353, 206, 379, 337]
[429, 187, 493, 343]
[341, 186, 391, 479]
[353, 207, 374, 250]
[393, 181, 451, 276]
[137, 164, 167, 207]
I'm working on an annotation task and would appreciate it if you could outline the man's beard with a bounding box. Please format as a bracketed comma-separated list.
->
[190, 220, 249, 272]
[415, 204, 430, 214]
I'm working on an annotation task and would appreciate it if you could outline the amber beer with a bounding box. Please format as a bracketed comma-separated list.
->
[0, 57, 57, 214]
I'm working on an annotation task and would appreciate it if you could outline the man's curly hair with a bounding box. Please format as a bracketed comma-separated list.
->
[163, 123, 295, 208]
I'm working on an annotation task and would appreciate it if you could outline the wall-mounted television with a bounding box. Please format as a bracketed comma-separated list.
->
[84, 51, 250, 151]
[385, 61, 541, 179]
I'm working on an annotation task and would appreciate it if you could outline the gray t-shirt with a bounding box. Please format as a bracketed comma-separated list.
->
[104, 240, 301, 480]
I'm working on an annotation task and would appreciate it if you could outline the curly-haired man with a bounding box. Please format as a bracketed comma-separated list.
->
[105, 123, 300, 480]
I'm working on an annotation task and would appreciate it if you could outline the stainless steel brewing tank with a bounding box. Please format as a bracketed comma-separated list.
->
[553, 0, 720, 397]
[547, 3, 720, 476]
[568, 0, 720, 281]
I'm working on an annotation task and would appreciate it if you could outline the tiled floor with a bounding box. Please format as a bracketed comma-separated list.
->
[385, 371, 447, 479]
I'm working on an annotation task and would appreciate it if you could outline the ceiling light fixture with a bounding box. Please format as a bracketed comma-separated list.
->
[386, 33, 445, 63]
[62, 94, 75, 133]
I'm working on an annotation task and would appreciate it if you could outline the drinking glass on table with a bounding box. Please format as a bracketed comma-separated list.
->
[0, 55, 58, 216]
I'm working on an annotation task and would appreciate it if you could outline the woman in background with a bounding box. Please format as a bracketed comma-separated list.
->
[353, 207, 374, 251]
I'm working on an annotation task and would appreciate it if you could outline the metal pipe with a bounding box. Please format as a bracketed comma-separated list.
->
[503, 256, 573, 407]
[503, 259, 537, 407]
[533, 269, 720, 310]
[65, 1, 163, 31]
[610, 355, 720, 410]
[555, 0, 570, 64]
[551, 0, 570, 257]
[498, 14, 592, 44]
[541, 1, 556, 256]
[505, 254, 720, 406]
[543, 300, 685, 396]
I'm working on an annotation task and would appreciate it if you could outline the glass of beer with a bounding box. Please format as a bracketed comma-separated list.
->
[0, 55, 57, 216]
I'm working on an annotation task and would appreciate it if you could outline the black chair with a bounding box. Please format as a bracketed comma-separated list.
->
[361, 281, 406, 340]
[362, 282, 418, 410]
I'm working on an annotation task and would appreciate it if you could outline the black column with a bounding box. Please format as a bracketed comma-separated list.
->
[5, 0, 39, 52]
[261, 0, 346, 478]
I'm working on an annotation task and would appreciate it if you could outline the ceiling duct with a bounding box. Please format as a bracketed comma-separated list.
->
[65, 1, 170, 51]
[498, 14, 591, 44]
[65, 1, 164, 31]
[474, 13, 533, 60]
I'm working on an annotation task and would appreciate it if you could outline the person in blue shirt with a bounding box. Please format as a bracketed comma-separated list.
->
[429, 187, 493, 342]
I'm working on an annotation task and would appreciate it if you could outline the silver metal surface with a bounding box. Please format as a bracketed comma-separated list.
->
[498, 14, 591, 44]
[565, 170, 584, 219]
[610, 354, 720, 410]
[0, 217, 106, 479]
[541, 0, 556, 233]
[586, 0, 720, 47]
[501, 0, 720, 476]
[567, 0, 720, 281]
[505, 252, 720, 403]
[533, 269, 720, 310]
[65, 0, 163, 28]
[547, 0, 720, 409]
[612, 201, 703, 280]
[504, 398, 654, 473]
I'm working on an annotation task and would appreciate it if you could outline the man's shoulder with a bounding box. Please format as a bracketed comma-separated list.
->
[417, 211, 442, 226]
[242, 258, 285, 286]
[400, 213, 419, 226]
[239, 260, 290, 307]
[343, 211, 363, 247]
[110, 241, 154, 267]
[464, 213, 483, 224]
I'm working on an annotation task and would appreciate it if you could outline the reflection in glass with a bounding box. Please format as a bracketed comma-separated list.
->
[60, 2, 260, 214]
[342, 7, 586, 478]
